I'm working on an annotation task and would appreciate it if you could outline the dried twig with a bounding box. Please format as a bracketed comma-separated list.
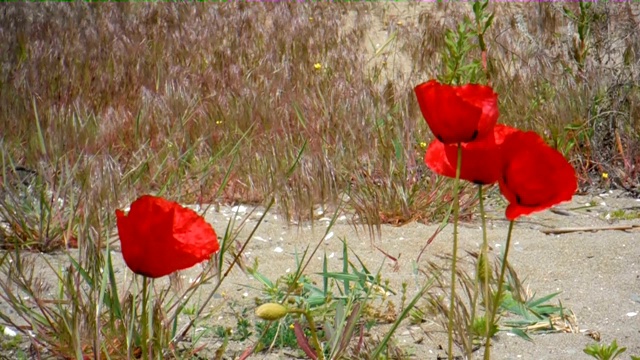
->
[541, 224, 640, 235]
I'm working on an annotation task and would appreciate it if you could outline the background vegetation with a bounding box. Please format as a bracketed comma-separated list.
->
[2, 3, 638, 226]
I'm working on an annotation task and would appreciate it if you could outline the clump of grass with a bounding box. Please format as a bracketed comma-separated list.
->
[416, 252, 574, 358]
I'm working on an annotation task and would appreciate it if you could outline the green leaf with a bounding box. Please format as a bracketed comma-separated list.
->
[527, 291, 561, 308]
[323, 253, 328, 296]
[248, 268, 274, 289]
[508, 327, 533, 342]
[319, 272, 362, 282]
[393, 137, 402, 161]
[484, 13, 495, 33]
[68, 255, 93, 289]
[342, 239, 349, 296]
[563, 6, 575, 20]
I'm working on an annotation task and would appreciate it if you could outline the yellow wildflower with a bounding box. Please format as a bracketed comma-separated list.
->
[314, 63, 322, 70]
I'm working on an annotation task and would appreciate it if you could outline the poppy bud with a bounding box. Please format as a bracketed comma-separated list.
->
[255, 303, 288, 321]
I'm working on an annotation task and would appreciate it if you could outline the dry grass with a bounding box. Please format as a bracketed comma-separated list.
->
[2, 3, 639, 231]
[1, 3, 435, 228]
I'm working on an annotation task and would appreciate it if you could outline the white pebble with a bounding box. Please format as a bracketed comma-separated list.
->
[231, 205, 248, 213]
[3, 327, 16, 337]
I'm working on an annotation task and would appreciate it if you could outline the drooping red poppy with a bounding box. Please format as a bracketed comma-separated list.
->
[499, 131, 577, 220]
[115, 195, 219, 278]
[414, 80, 499, 144]
[425, 124, 519, 185]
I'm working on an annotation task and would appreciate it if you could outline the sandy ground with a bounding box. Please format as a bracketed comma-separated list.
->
[1, 191, 639, 359]
[198, 190, 640, 360]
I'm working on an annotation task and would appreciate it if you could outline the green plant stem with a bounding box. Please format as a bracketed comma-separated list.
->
[476, 19, 487, 77]
[447, 143, 462, 360]
[485, 220, 515, 360]
[468, 184, 490, 359]
[477, 185, 492, 358]
[478, 185, 491, 337]
[141, 276, 150, 360]
[289, 309, 324, 360]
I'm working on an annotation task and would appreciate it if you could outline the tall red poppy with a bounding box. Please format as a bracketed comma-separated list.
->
[115, 195, 220, 278]
[499, 131, 577, 220]
[425, 124, 519, 185]
[414, 80, 499, 144]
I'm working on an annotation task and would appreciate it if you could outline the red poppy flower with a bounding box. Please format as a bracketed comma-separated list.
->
[414, 80, 499, 144]
[115, 195, 219, 278]
[499, 131, 577, 220]
[425, 124, 519, 185]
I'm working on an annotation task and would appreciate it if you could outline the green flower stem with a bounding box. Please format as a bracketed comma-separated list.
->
[288, 309, 324, 360]
[468, 184, 489, 359]
[447, 143, 462, 360]
[478, 185, 491, 330]
[141, 276, 150, 360]
[485, 220, 515, 360]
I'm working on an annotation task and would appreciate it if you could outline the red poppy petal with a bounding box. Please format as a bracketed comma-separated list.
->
[172, 205, 220, 260]
[456, 84, 500, 141]
[414, 80, 499, 144]
[425, 125, 518, 185]
[505, 202, 553, 221]
[499, 131, 577, 220]
[424, 140, 455, 178]
[116, 195, 219, 278]
[415, 81, 480, 144]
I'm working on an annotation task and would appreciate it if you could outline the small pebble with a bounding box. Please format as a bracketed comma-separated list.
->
[3, 327, 16, 337]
